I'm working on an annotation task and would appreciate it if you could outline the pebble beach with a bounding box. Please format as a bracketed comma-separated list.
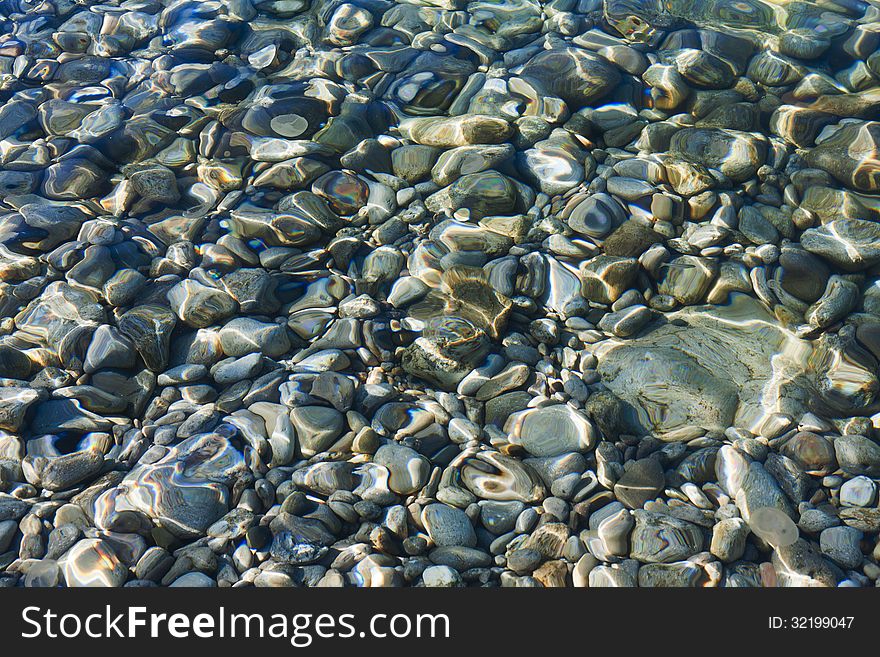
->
[1, 0, 880, 588]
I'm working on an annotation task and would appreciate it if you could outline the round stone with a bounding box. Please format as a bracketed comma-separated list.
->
[504, 405, 597, 456]
[63, 539, 127, 588]
[840, 476, 877, 507]
[421, 504, 476, 548]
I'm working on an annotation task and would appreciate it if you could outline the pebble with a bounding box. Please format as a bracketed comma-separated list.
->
[373, 443, 430, 496]
[773, 539, 840, 587]
[421, 504, 477, 548]
[63, 539, 127, 588]
[169, 572, 218, 588]
[504, 405, 597, 456]
[422, 565, 462, 588]
[614, 459, 666, 510]
[630, 510, 703, 564]
[290, 406, 344, 457]
[819, 526, 864, 569]
[710, 518, 750, 563]
[840, 476, 877, 507]
[834, 435, 880, 476]
[0, 0, 877, 591]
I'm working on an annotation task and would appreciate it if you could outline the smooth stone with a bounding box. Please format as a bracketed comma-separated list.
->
[428, 546, 492, 571]
[738, 206, 779, 245]
[507, 548, 542, 574]
[309, 372, 355, 412]
[42, 159, 108, 200]
[806, 276, 859, 329]
[63, 539, 127, 588]
[630, 510, 703, 563]
[24, 560, 62, 588]
[770, 105, 835, 148]
[127, 164, 180, 204]
[422, 565, 462, 587]
[0, 520, 17, 553]
[475, 363, 530, 401]
[289, 406, 344, 457]
[598, 305, 652, 337]
[218, 318, 290, 358]
[710, 517, 750, 562]
[399, 114, 512, 148]
[516, 132, 588, 195]
[40, 449, 104, 491]
[270, 516, 335, 565]
[117, 305, 177, 372]
[504, 405, 597, 456]
[432, 144, 514, 187]
[167, 280, 238, 328]
[579, 256, 638, 304]
[158, 364, 207, 386]
[479, 501, 524, 536]
[819, 526, 864, 569]
[19, 203, 86, 248]
[388, 277, 430, 308]
[373, 442, 430, 495]
[83, 325, 136, 373]
[391, 145, 440, 183]
[781, 431, 837, 475]
[587, 502, 633, 560]
[0, 387, 40, 432]
[93, 434, 245, 539]
[717, 445, 793, 524]
[211, 353, 262, 385]
[519, 47, 620, 108]
[0, 170, 39, 197]
[0, 345, 33, 379]
[566, 193, 624, 239]
[778, 248, 830, 302]
[421, 504, 476, 548]
[169, 572, 217, 587]
[801, 219, 880, 271]
[588, 564, 637, 587]
[798, 508, 841, 535]
[103, 269, 147, 307]
[596, 294, 811, 440]
[676, 49, 735, 88]
[460, 451, 546, 504]
[772, 539, 840, 587]
[748, 50, 803, 85]
[225, 209, 322, 248]
[292, 462, 355, 495]
[657, 256, 718, 305]
[670, 128, 767, 183]
[0, 496, 29, 522]
[606, 177, 655, 201]
[637, 561, 703, 587]
[804, 121, 880, 192]
[425, 170, 518, 219]
[603, 219, 661, 258]
[0, 100, 36, 140]
[613, 459, 665, 509]
[764, 452, 811, 503]
[30, 399, 113, 435]
[402, 330, 489, 391]
[840, 476, 877, 507]
[834, 435, 880, 476]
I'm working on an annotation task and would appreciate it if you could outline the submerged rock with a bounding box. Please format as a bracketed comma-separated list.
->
[595, 294, 814, 440]
[0, 0, 877, 591]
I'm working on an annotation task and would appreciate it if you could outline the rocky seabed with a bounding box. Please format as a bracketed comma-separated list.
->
[0, 0, 880, 587]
